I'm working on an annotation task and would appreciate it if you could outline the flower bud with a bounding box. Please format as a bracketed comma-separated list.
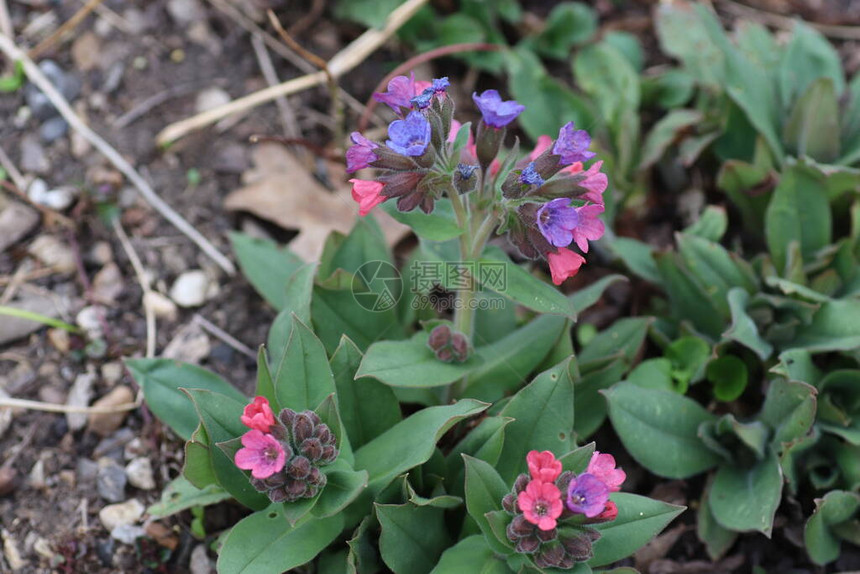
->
[428, 324, 452, 350]
[270, 422, 290, 442]
[414, 145, 437, 169]
[370, 147, 419, 171]
[287, 456, 311, 479]
[315, 426, 333, 445]
[536, 527, 557, 542]
[513, 473, 530, 493]
[269, 487, 288, 503]
[301, 438, 324, 462]
[378, 171, 425, 199]
[292, 413, 315, 443]
[450, 334, 469, 363]
[285, 479, 306, 498]
[320, 445, 338, 464]
[502, 493, 517, 513]
[454, 164, 478, 195]
[475, 121, 505, 173]
[534, 540, 565, 568]
[509, 514, 533, 537]
[515, 534, 540, 554]
[559, 528, 597, 561]
[278, 408, 296, 429]
[436, 348, 454, 362]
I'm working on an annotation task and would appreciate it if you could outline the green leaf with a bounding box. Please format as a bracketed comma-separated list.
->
[778, 21, 845, 110]
[254, 346, 275, 404]
[183, 389, 269, 510]
[589, 492, 685, 567]
[573, 41, 640, 133]
[266, 263, 317, 364]
[229, 232, 303, 311]
[706, 356, 748, 402]
[791, 299, 860, 352]
[676, 233, 758, 315]
[319, 218, 391, 281]
[764, 162, 832, 271]
[463, 455, 514, 555]
[684, 206, 729, 243]
[609, 238, 661, 284]
[479, 249, 576, 318]
[654, 2, 726, 89]
[626, 358, 674, 392]
[465, 314, 567, 402]
[128, 358, 245, 441]
[184, 432, 217, 488]
[574, 357, 628, 439]
[655, 252, 725, 338]
[217, 506, 344, 574]
[331, 336, 401, 449]
[759, 377, 817, 447]
[506, 47, 594, 142]
[357, 331, 480, 388]
[354, 400, 489, 495]
[446, 416, 511, 499]
[376, 503, 451, 574]
[697, 479, 738, 560]
[533, 2, 597, 59]
[723, 288, 773, 360]
[495, 359, 576, 482]
[641, 68, 695, 109]
[805, 490, 860, 565]
[579, 318, 651, 367]
[783, 78, 840, 162]
[709, 450, 783, 535]
[147, 475, 231, 518]
[313, 467, 369, 519]
[571, 275, 629, 315]
[604, 382, 721, 478]
[312, 272, 403, 354]
[431, 535, 510, 573]
[381, 199, 462, 241]
[639, 109, 702, 170]
[666, 336, 711, 391]
[271, 315, 336, 412]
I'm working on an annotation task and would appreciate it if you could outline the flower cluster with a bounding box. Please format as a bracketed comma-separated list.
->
[501, 450, 625, 569]
[346, 76, 607, 285]
[234, 396, 338, 503]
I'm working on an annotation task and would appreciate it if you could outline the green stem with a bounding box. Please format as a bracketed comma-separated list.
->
[0, 306, 81, 333]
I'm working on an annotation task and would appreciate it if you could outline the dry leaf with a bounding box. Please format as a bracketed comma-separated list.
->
[224, 143, 409, 262]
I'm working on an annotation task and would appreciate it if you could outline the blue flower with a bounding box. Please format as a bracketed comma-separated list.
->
[519, 162, 544, 186]
[472, 90, 525, 128]
[410, 88, 434, 110]
[536, 198, 605, 251]
[386, 111, 432, 157]
[552, 122, 596, 165]
[432, 77, 450, 93]
[457, 163, 478, 179]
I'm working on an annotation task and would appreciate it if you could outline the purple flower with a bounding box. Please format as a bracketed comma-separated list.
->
[553, 122, 596, 165]
[472, 89, 525, 128]
[520, 162, 544, 186]
[386, 111, 431, 157]
[346, 132, 379, 173]
[374, 73, 417, 113]
[457, 163, 478, 179]
[537, 198, 605, 252]
[566, 473, 610, 518]
[432, 77, 450, 93]
[411, 88, 434, 110]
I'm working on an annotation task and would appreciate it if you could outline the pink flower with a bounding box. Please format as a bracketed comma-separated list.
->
[587, 451, 626, 492]
[527, 450, 562, 482]
[569, 203, 605, 253]
[577, 161, 608, 204]
[346, 132, 379, 173]
[349, 178, 386, 216]
[546, 248, 586, 285]
[528, 135, 553, 161]
[234, 430, 287, 479]
[518, 480, 563, 531]
[240, 396, 275, 432]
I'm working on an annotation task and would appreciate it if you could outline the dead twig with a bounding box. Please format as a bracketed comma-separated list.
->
[192, 314, 256, 359]
[0, 396, 139, 414]
[249, 34, 302, 142]
[0, 144, 27, 192]
[28, 0, 107, 59]
[113, 83, 199, 129]
[716, 0, 860, 40]
[157, 0, 429, 145]
[359, 42, 504, 132]
[0, 32, 237, 275]
[0, 179, 75, 228]
[113, 219, 156, 359]
[0, 0, 12, 45]
[287, 0, 325, 37]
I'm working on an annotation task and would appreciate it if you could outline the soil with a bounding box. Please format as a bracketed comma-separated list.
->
[0, 1, 857, 572]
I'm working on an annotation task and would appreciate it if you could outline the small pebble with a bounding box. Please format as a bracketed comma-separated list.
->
[20, 134, 49, 174]
[28, 235, 77, 273]
[88, 386, 134, 437]
[99, 498, 144, 531]
[101, 362, 124, 386]
[28, 459, 46, 489]
[190, 543, 214, 574]
[0, 467, 17, 496]
[97, 458, 127, 502]
[39, 116, 69, 143]
[76, 306, 105, 339]
[195, 87, 230, 114]
[47, 328, 70, 353]
[2, 529, 26, 571]
[0, 203, 40, 253]
[145, 521, 179, 550]
[65, 371, 96, 431]
[169, 270, 210, 307]
[110, 524, 146, 545]
[92, 262, 124, 304]
[125, 457, 155, 490]
[28, 179, 78, 211]
[144, 291, 178, 320]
